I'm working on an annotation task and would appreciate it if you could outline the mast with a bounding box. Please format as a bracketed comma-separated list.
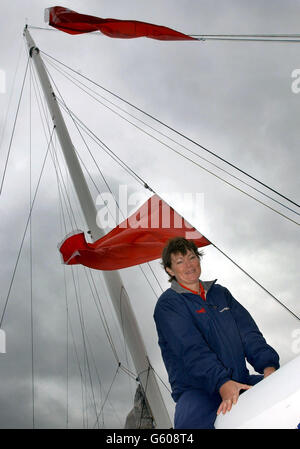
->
[23, 26, 171, 429]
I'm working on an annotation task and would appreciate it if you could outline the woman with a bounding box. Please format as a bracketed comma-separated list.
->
[153, 237, 280, 429]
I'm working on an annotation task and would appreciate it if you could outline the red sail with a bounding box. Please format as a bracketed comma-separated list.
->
[59, 195, 210, 270]
[46, 6, 197, 40]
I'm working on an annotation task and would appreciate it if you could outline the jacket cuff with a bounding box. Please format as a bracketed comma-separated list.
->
[256, 360, 280, 374]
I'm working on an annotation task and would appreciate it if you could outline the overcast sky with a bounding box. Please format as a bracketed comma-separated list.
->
[0, 0, 299, 429]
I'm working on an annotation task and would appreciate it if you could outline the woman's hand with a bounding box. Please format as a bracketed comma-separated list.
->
[263, 366, 276, 378]
[217, 380, 251, 416]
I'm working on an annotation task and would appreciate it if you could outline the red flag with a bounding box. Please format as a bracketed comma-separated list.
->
[45, 6, 196, 41]
[59, 195, 210, 270]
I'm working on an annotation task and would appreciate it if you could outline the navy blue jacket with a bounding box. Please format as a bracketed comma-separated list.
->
[153, 280, 280, 402]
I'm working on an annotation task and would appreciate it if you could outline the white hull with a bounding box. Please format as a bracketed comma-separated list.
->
[215, 355, 300, 429]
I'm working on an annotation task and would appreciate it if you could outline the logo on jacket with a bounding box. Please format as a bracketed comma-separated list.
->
[196, 308, 206, 314]
[219, 307, 230, 313]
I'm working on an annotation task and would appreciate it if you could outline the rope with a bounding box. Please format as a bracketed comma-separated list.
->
[44, 55, 300, 219]
[16, 38, 298, 432]
[38, 62, 167, 425]
[0, 39, 24, 180]
[51, 134, 139, 426]
[62, 266, 70, 428]
[210, 241, 299, 321]
[57, 98, 149, 189]
[138, 364, 152, 429]
[83, 267, 120, 363]
[29, 58, 80, 229]
[0, 57, 30, 195]
[54, 94, 299, 226]
[43, 52, 300, 315]
[43, 64, 123, 225]
[58, 99, 299, 226]
[71, 265, 101, 428]
[56, 155, 106, 428]
[40, 50, 300, 210]
[92, 363, 121, 428]
[40, 59, 299, 321]
[0, 127, 55, 328]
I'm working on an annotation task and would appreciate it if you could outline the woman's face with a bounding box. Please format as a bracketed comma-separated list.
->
[166, 249, 201, 287]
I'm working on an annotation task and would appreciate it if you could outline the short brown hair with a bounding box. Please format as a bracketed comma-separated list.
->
[161, 237, 203, 282]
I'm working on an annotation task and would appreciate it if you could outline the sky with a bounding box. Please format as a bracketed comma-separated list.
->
[0, 0, 299, 429]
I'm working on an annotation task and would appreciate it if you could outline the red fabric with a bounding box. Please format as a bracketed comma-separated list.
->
[199, 282, 206, 301]
[178, 281, 206, 301]
[46, 6, 196, 40]
[59, 194, 210, 270]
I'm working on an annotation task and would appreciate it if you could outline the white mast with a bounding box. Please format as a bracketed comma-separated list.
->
[23, 26, 172, 429]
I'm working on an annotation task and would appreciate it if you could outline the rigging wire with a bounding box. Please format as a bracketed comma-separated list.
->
[44, 55, 300, 219]
[0, 56, 30, 196]
[147, 263, 164, 293]
[138, 364, 152, 429]
[42, 54, 300, 319]
[56, 142, 87, 428]
[209, 241, 299, 321]
[56, 153, 105, 428]
[16, 30, 299, 430]
[57, 98, 148, 189]
[19, 55, 127, 426]
[29, 52, 88, 427]
[92, 363, 121, 429]
[150, 364, 172, 395]
[39, 59, 300, 320]
[71, 265, 101, 429]
[0, 39, 24, 174]
[28, 49, 77, 230]
[40, 55, 300, 226]
[62, 264, 70, 428]
[58, 104, 300, 316]
[119, 286, 133, 387]
[83, 267, 120, 363]
[56, 95, 300, 227]
[40, 50, 300, 210]
[84, 316, 115, 427]
[50, 134, 140, 425]
[64, 296, 88, 427]
[29, 57, 81, 230]
[7, 63, 91, 428]
[0, 126, 55, 328]
[55, 129, 91, 427]
[40, 63, 299, 320]
[20, 37, 299, 424]
[51, 164, 143, 425]
[44, 63, 161, 397]
[43, 63, 124, 226]
[54, 124, 91, 427]
[44, 70, 170, 382]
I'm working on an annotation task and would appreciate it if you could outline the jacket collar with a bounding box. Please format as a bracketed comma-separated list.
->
[171, 279, 217, 295]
